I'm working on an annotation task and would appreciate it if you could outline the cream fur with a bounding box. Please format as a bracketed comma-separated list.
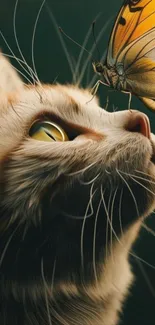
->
[0, 54, 155, 325]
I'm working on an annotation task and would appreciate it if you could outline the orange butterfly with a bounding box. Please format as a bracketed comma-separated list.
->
[93, 0, 155, 110]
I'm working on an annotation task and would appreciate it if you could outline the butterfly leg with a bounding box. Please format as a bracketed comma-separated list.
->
[121, 90, 132, 110]
[86, 80, 106, 104]
[91, 79, 108, 96]
[105, 95, 109, 110]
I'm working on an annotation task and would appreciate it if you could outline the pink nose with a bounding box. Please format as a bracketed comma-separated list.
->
[126, 111, 151, 139]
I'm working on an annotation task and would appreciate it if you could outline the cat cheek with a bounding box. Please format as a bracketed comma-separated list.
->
[151, 133, 155, 142]
[74, 133, 103, 142]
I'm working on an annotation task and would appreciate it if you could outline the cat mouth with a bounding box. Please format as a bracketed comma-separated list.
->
[150, 137, 155, 164]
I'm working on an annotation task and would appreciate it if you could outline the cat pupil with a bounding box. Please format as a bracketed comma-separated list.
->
[44, 129, 56, 140]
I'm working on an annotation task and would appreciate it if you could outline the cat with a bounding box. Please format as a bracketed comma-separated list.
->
[0, 52, 155, 325]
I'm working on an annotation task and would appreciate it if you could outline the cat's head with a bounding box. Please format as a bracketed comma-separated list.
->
[0, 53, 155, 302]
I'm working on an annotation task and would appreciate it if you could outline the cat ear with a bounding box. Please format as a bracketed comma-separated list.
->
[0, 52, 23, 94]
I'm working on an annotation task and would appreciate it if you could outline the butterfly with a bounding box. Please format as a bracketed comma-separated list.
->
[93, 0, 155, 111]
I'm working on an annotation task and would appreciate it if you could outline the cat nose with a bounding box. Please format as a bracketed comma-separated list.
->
[126, 111, 151, 139]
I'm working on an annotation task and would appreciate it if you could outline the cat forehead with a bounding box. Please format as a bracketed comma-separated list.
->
[0, 84, 100, 124]
[0, 83, 101, 127]
[19, 84, 100, 111]
[7, 84, 102, 125]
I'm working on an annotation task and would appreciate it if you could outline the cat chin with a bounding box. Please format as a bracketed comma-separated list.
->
[150, 133, 155, 158]
[146, 133, 155, 174]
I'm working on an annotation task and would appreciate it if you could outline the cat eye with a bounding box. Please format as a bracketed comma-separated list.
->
[29, 121, 69, 142]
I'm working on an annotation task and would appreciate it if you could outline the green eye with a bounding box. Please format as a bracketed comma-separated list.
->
[29, 121, 69, 142]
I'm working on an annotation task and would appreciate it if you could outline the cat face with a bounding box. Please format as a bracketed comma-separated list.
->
[0, 54, 155, 324]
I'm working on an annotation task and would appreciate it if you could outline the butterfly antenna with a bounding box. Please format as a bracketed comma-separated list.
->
[59, 27, 93, 59]
[92, 20, 101, 62]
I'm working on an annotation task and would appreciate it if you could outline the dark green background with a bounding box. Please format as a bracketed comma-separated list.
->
[0, 1, 155, 324]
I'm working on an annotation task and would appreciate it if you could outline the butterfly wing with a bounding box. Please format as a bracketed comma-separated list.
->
[139, 97, 155, 111]
[116, 28, 155, 99]
[107, 0, 155, 66]
[103, 0, 155, 110]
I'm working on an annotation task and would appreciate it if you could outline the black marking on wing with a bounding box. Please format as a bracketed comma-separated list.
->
[114, 0, 153, 61]
[129, 5, 143, 12]
[109, 3, 143, 61]
[131, 36, 155, 66]
[139, 10, 155, 24]
[122, 28, 155, 72]
[127, 0, 151, 12]
[119, 17, 126, 25]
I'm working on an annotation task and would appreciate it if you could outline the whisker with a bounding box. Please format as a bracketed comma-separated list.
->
[107, 189, 113, 258]
[2, 53, 35, 84]
[65, 161, 97, 177]
[51, 259, 56, 292]
[48, 260, 70, 325]
[60, 184, 97, 220]
[105, 188, 113, 259]
[121, 170, 155, 186]
[81, 182, 96, 270]
[46, 4, 75, 79]
[22, 223, 29, 241]
[135, 169, 155, 179]
[93, 196, 102, 284]
[116, 169, 139, 216]
[100, 178, 155, 274]
[79, 172, 100, 185]
[9, 103, 25, 126]
[41, 258, 53, 325]
[142, 222, 155, 236]
[101, 186, 121, 245]
[101, 184, 155, 271]
[130, 251, 155, 270]
[125, 174, 155, 196]
[32, 0, 46, 84]
[0, 224, 20, 267]
[13, 0, 36, 83]
[13, 101, 36, 110]
[117, 171, 155, 270]
[119, 189, 124, 236]
[101, 187, 155, 271]
[0, 30, 35, 83]
[11, 62, 33, 84]
[110, 188, 118, 261]
[107, 190, 112, 214]
[135, 258, 155, 298]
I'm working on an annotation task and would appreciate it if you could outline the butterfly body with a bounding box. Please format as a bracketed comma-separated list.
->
[93, 61, 127, 91]
[94, 0, 155, 110]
